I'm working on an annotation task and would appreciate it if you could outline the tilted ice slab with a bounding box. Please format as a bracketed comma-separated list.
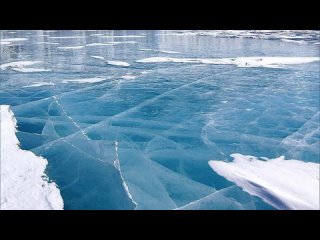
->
[137, 57, 319, 68]
[62, 77, 110, 84]
[0, 105, 63, 210]
[208, 154, 320, 210]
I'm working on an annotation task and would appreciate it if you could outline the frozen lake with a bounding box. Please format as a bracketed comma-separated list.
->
[0, 30, 319, 209]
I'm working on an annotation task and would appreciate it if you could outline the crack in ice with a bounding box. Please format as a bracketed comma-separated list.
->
[113, 141, 138, 208]
[52, 96, 90, 140]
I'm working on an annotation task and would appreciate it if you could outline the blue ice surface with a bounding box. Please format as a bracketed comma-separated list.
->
[0, 30, 319, 210]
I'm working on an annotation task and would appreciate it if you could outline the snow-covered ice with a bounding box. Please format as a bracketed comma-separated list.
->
[209, 154, 320, 210]
[0, 105, 63, 210]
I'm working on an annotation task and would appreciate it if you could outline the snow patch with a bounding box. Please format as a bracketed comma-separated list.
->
[0, 105, 64, 210]
[106, 60, 130, 67]
[208, 153, 320, 210]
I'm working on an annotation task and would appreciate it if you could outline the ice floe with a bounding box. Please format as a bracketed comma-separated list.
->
[208, 153, 320, 210]
[137, 56, 319, 68]
[0, 105, 63, 210]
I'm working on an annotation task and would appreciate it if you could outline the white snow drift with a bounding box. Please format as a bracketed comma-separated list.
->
[209, 153, 320, 210]
[0, 105, 63, 210]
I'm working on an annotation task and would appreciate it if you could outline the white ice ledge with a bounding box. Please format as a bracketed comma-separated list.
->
[209, 154, 320, 210]
[0, 105, 64, 210]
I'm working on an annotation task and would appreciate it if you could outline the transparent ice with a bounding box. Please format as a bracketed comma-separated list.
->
[0, 30, 319, 209]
